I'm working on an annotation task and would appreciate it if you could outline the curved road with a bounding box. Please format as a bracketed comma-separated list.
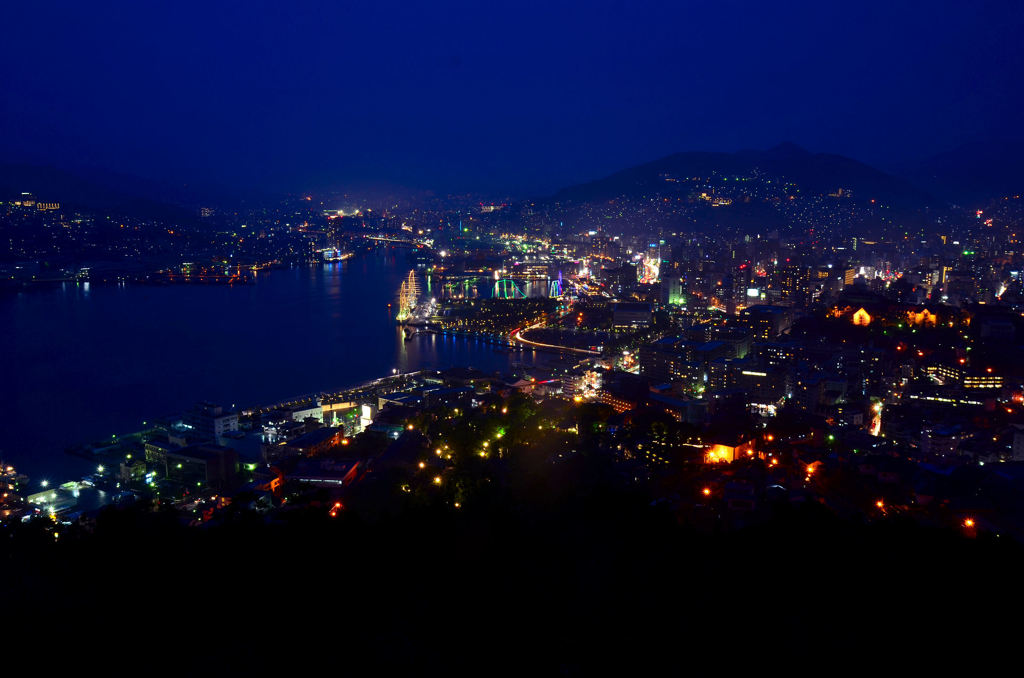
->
[510, 314, 601, 356]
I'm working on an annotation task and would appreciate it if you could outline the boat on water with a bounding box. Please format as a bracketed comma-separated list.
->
[321, 248, 353, 262]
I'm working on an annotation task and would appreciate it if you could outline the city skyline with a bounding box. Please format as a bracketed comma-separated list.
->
[4, 1, 1024, 668]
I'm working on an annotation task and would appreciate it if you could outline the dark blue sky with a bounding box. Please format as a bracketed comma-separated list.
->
[3, 0, 1023, 196]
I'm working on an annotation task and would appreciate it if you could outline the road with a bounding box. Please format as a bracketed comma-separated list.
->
[510, 309, 601, 356]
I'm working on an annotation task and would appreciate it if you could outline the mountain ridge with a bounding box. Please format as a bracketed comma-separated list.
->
[549, 143, 937, 209]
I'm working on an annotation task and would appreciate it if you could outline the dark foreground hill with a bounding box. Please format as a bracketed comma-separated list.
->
[3, 472, 1019, 673]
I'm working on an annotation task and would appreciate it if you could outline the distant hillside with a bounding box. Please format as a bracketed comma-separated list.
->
[0, 163, 213, 220]
[551, 143, 936, 208]
[906, 140, 1024, 206]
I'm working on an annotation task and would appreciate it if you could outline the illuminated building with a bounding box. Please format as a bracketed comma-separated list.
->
[599, 372, 649, 412]
[145, 439, 178, 465]
[926, 365, 1003, 390]
[611, 302, 652, 329]
[756, 341, 801, 368]
[920, 426, 968, 462]
[905, 392, 983, 407]
[736, 366, 787, 403]
[792, 374, 848, 414]
[662, 275, 685, 306]
[322, 401, 360, 429]
[600, 391, 636, 413]
[852, 308, 871, 325]
[282, 402, 324, 423]
[907, 308, 937, 326]
[282, 427, 344, 457]
[739, 304, 792, 340]
[647, 391, 707, 424]
[185, 402, 239, 442]
[704, 435, 755, 463]
[777, 264, 811, 306]
[639, 337, 701, 383]
[27, 488, 77, 514]
[515, 262, 550, 278]
[164, 444, 239, 488]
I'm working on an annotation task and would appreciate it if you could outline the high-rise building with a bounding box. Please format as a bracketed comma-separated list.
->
[777, 264, 811, 306]
[184, 402, 239, 442]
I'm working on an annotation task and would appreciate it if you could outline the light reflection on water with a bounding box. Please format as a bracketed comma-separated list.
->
[0, 252, 523, 481]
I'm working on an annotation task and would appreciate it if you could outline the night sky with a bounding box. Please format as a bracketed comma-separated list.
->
[3, 0, 1023, 196]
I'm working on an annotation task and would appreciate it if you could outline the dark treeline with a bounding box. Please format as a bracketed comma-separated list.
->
[2, 445, 1020, 674]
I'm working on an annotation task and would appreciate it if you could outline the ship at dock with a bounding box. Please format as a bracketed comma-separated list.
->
[320, 247, 354, 263]
[396, 270, 422, 323]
